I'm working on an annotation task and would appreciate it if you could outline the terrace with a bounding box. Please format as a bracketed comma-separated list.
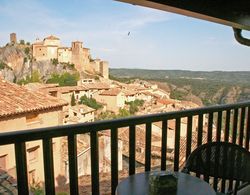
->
[1, 0, 250, 195]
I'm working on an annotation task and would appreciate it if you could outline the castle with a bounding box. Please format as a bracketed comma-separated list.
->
[32, 35, 109, 79]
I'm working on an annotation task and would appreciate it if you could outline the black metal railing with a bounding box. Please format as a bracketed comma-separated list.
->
[0, 101, 249, 195]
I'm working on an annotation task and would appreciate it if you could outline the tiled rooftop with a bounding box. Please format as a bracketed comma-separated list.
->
[99, 88, 122, 96]
[0, 79, 68, 118]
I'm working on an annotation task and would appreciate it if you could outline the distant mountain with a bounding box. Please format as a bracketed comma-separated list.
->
[110, 68, 250, 105]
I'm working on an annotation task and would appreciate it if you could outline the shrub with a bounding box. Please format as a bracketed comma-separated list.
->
[51, 58, 59, 65]
[47, 72, 79, 86]
[0, 61, 7, 70]
[17, 70, 41, 85]
[79, 95, 103, 110]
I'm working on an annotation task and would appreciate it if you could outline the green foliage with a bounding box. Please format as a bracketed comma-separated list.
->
[17, 70, 41, 85]
[56, 192, 68, 195]
[109, 74, 134, 84]
[0, 61, 7, 70]
[126, 99, 145, 114]
[71, 94, 76, 106]
[98, 108, 131, 120]
[79, 95, 103, 110]
[51, 58, 59, 65]
[98, 111, 116, 120]
[47, 72, 79, 86]
[30, 182, 44, 195]
[170, 90, 187, 101]
[117, 108, 131, 118]
[20, 40, 25, 45]
[26, 42, 30, 45]
[24, 47, 30, 55]
[24, 57, 28, 63]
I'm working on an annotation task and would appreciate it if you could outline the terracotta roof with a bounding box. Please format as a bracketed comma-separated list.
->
[157, 99, 177, 105]
[71, 104, 95, 113]
[122, 89, 137, 96]
[82, 83, 110, 90]
[42, 86, 88, 94]
[44, 35, 60, 40]
[0, 79, 68, 118]
[99, 88, 122, 96]
[0, 169, 17, 194]
[24, 83, 59, 91]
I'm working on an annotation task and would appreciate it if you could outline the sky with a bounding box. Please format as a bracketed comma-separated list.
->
[0, 0, 250, 71]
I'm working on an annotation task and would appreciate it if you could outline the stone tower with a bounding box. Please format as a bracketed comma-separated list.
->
[71, 41, 84, 72]
[100, 61, 109, 79]
[10, 33, 17, 44]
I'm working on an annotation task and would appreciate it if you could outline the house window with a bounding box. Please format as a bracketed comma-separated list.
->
[0, 155, 7, 170]
[29, 169, 36, 184]
[27, 146, 39, 162]
[26, 113, 39, 124]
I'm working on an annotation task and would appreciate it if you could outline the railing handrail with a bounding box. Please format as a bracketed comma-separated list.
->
[0, 101, 249, 145]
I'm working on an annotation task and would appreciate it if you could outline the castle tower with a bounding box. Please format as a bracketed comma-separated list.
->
[100, 61, 109, 79]
[10, 33, 17, 44]
[71, 41, 84, 72]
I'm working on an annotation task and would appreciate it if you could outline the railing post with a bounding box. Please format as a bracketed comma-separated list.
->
[129, 125, 136, 175]
[145, 122, 152, 172]
[239, 107, 246, 146]
[161, 120, 168, 171]
[43, 138, 55, 195]
[186, 116, 193, 160]
[68, 134, 79, 195]
[174, 118, 181, 172]
[111, 128, 118, 195]
[245, 107, 250, 150]
[197, 114, 203, 147]
[15, 142, 29, 195]
[90, 131, 99, 195]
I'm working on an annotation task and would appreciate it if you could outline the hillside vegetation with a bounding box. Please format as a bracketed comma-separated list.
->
[110, 68, 250, 105]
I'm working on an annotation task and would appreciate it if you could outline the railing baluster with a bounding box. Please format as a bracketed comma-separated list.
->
[197, 114, 203, 178]
[174, 118, 181, 172]
[207, 112, 213, 142]
[245, 107, 250, 150]
[43, 138, 55, 195]
[90, 131, 99, 195]
[221, 110, 230, 192]
[204, 113, 213, 183]
[186, 116, 192, 160]
[145, 122, 152, 171]
[239, 107, 246, 146]
[197, 114, 203, 147]
[129, 125, 136, 175]
[214, 111, 222, 190]
[111, 127, 118, 195]
[15, 142, 29, 195]
[216, 111, 222, 141]
[224, 110, 231, 142]
[229, 109, 239, 191]
[68, 134, 78, 195]
[232, 108, 239, 144]
[161, 120, 168, 171]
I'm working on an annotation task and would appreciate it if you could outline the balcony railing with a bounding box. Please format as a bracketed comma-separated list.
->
[0, 101, 249, 195]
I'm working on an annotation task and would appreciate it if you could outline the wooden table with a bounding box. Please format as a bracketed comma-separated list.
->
[116, 171, 216, 195]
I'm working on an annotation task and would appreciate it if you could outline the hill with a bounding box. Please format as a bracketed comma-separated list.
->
[110, 68, 250, 105]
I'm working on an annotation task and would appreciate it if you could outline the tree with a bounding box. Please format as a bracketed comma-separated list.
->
[71, 93, 76, 106]
[24, 47, 30, 55]
[20, 40, 25, 45]
[47, 72, 79, 86]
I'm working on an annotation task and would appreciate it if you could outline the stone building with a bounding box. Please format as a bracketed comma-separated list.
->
[0, 79, 68, 185]
[10, 33, 17, 44]
[32, 35, 109, 78]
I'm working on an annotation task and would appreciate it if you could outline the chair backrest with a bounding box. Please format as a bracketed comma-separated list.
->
[183, 142, 250, 182]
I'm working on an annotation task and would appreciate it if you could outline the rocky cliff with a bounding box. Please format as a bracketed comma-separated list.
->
[0, 44, 78, 82]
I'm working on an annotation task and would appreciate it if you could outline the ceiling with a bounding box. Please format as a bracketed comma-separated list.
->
[116, 0, 250, 31]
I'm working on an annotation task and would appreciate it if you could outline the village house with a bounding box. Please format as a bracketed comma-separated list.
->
[32, 35, 109, 78]
[93, 88, 125, 113]
[0, 79, 68, 185]
[64, 104, 95, 124]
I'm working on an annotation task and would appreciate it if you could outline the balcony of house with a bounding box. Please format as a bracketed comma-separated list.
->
[0, 101, 249, 195]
